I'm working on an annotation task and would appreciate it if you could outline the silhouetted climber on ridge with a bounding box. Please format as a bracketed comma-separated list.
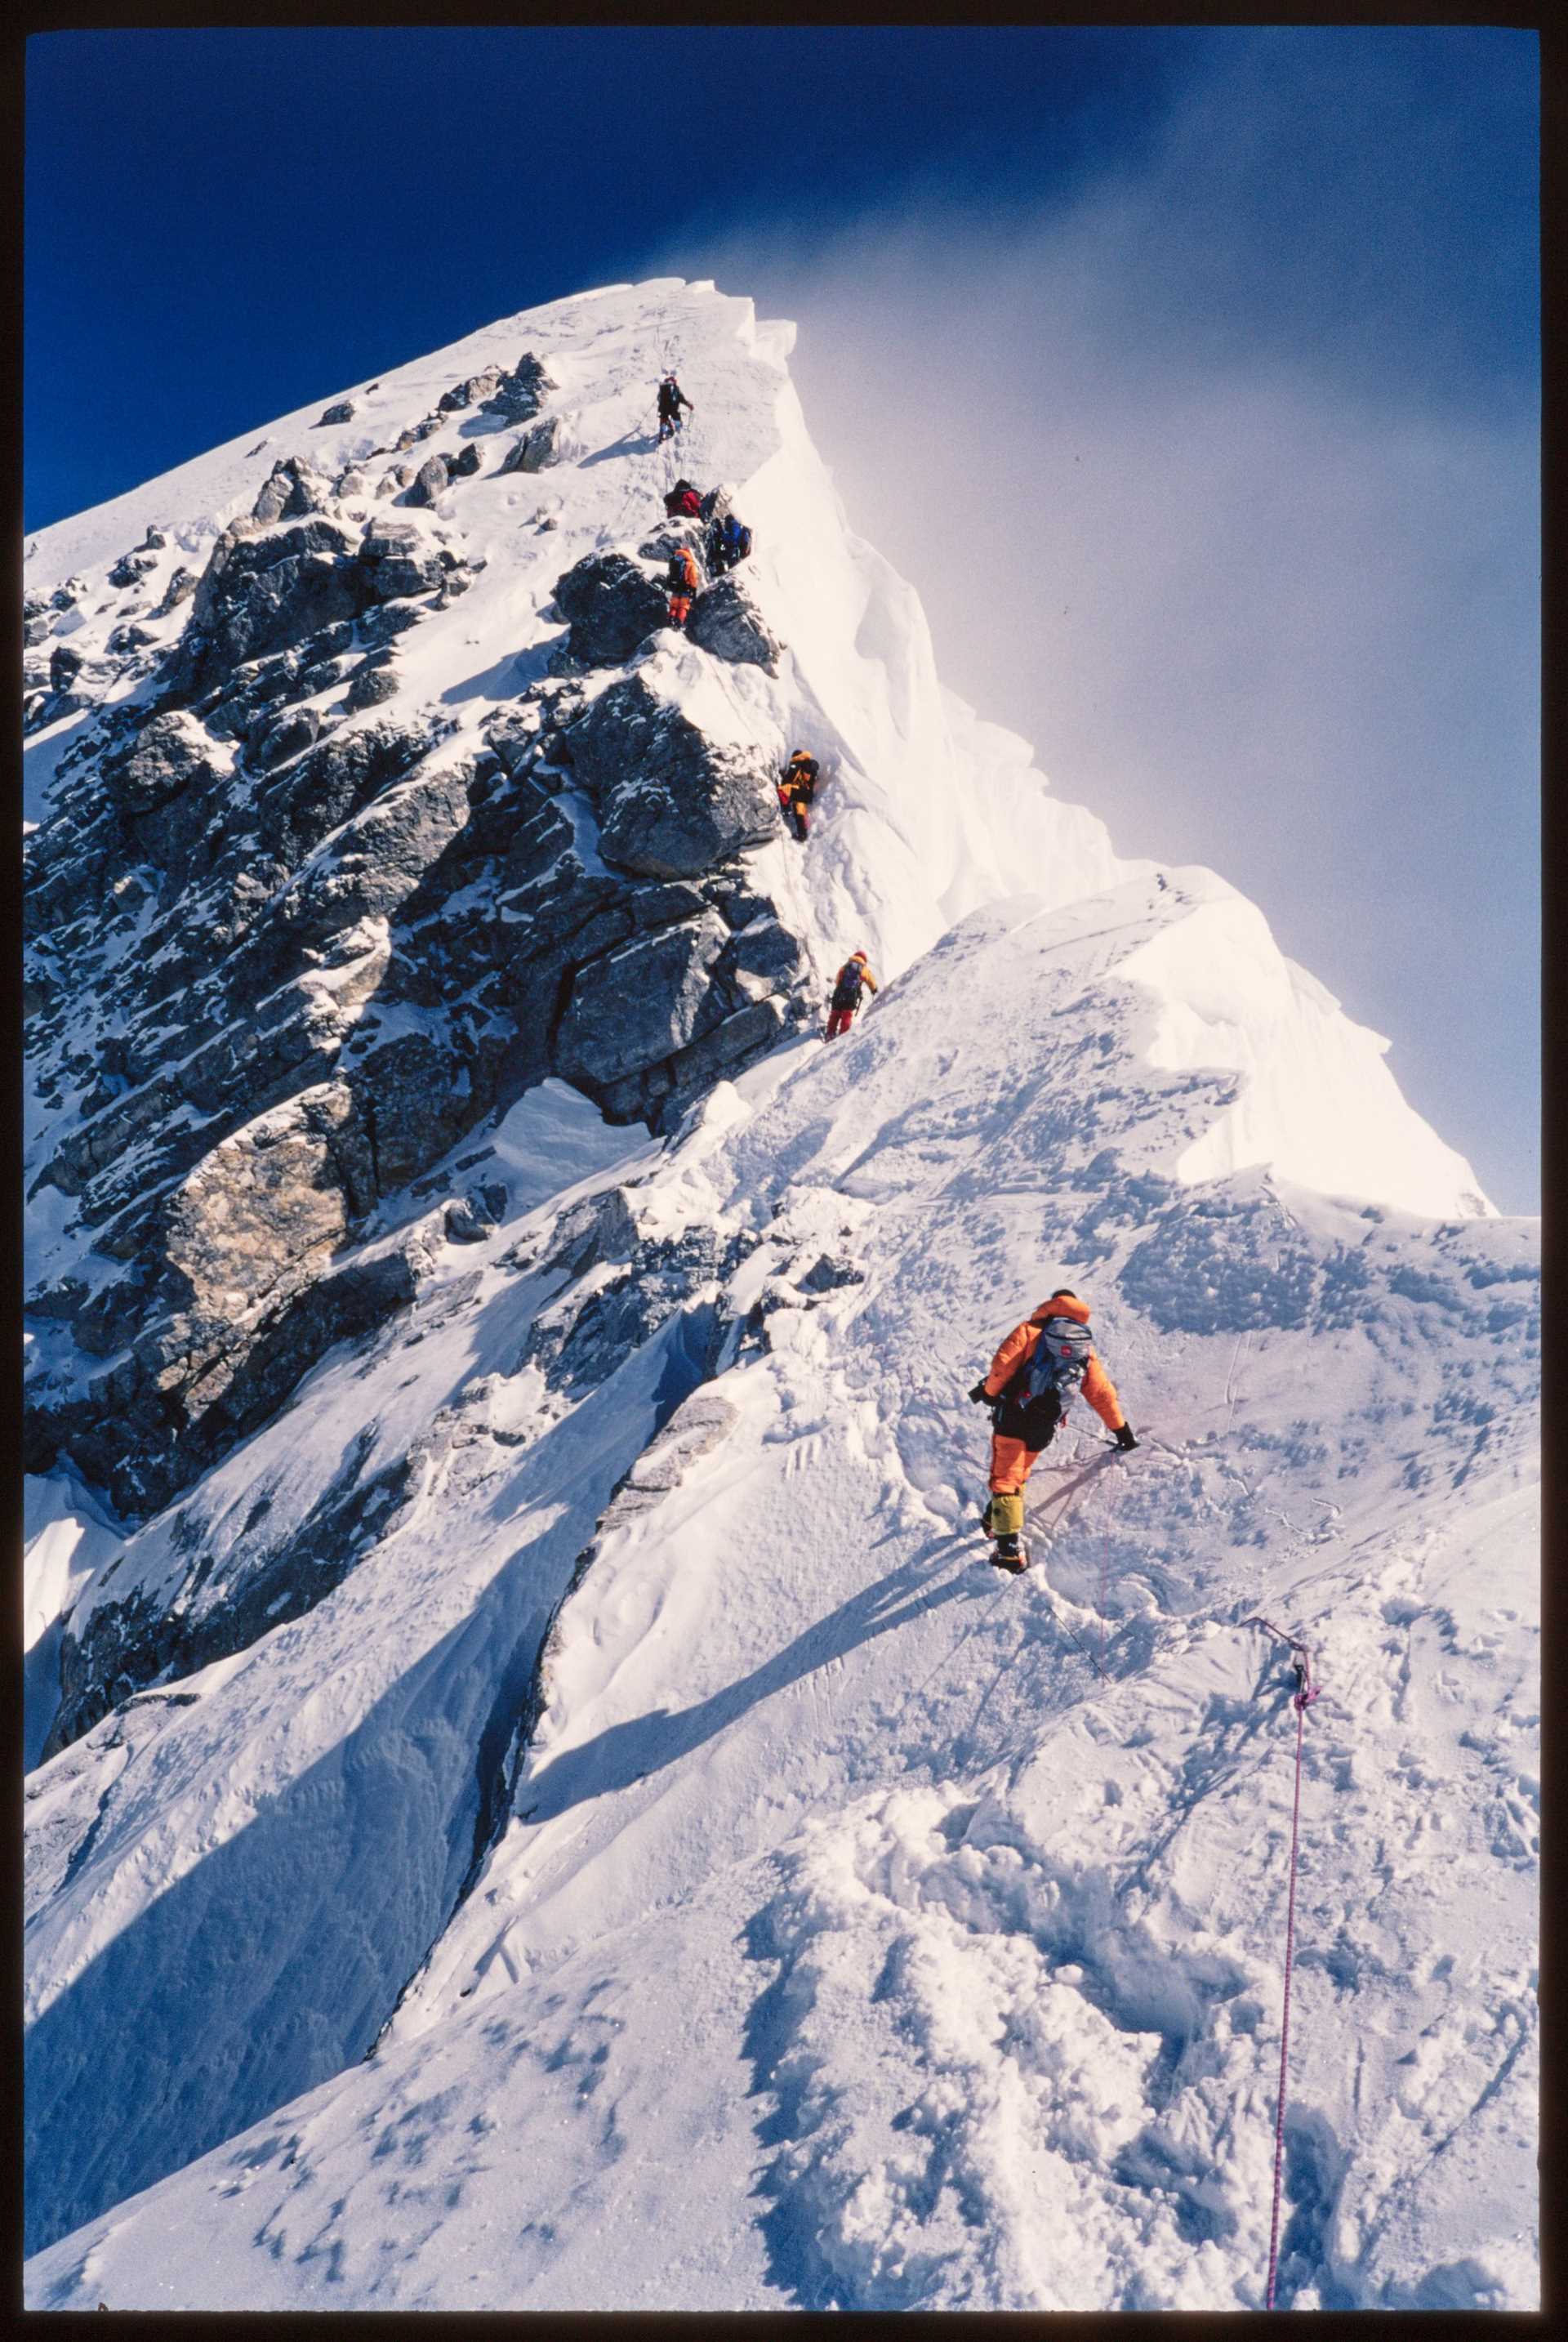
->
[657, 373, 693, 443]
[825, 949, 876, 1041]
[969, 1291, 1138, 1572]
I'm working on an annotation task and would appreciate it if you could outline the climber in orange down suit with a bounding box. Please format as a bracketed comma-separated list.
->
[969, 1290, 1138, 1567]
[666, 542, 701, 628]
[777, 749, 819, 843]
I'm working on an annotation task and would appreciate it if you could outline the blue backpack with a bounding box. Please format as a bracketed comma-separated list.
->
[724, 516, 751, 562]
[1021, 1314, 1094, 1405]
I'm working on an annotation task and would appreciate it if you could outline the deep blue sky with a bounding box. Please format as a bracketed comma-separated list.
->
[24, 25, 1196, 529]
[24, 28, 1539, 1211]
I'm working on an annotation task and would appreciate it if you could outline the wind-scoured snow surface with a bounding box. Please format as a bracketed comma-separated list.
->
[24, 279, 1535, 2310]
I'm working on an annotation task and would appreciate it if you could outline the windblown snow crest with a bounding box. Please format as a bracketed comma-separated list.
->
[24, 280, 1535, 2310]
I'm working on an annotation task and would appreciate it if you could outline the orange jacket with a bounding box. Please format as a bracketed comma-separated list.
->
[982, 1294, 1125, 1430]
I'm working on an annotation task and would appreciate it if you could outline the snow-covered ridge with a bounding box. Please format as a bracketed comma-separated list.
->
[24, 275, 1152, 1530]
[23, 277, 1532, 2309]
[24, 274, 1486, 1223]
[24, 277, 1131, 978]
[24, 882, 1537, 2309]
[1117, 873, 1491, 1219]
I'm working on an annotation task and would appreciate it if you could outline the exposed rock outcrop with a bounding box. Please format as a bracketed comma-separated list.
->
[555, 910, 732, 1088]
[686, 575, 782, 672]
[252, 457, 331, 524]
[552, 551, 669, 667]
[24, 355, 813, 1550]
[155, 565, 199, 615]
[108, 546, 160, 590]
[344, 653, 400, 710]
[404, 454, 451, 508]
[481, 350, 555, 423]
[171, 517, 375, 695]
[501, 415, 569, 475]
[567, 671, 781, 878]
[26, 640, 808, 1514]
[438, 367, 503, 413]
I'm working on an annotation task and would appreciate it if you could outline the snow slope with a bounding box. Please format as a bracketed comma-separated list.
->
[23, 1475, 123, 1776]
[24, 883, 1537, 2309]
[24, 279, 1534, 2309]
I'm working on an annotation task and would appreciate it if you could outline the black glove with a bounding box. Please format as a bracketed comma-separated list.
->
[1112, 1423, 1138, 1452]
[968, 1381, 993, 1406]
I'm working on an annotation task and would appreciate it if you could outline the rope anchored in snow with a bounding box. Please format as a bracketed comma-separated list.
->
[1244, 1616, 1321, 2310]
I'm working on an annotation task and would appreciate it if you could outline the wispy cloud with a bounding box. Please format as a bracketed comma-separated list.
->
[646, 29, 1539, 1207]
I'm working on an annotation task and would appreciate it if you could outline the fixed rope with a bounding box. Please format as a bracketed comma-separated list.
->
[1048, 1587, 1111, 1682]
[1243, 1616, 1321, 2310]
[1098, 1528, 1107, 1676]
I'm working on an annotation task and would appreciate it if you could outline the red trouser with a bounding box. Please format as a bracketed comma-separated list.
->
[668, 594, 692, 627]
[825, 1006, 856, 1041]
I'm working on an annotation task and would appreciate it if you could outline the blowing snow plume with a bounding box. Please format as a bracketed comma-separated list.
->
[24, 278, 1536, 2310]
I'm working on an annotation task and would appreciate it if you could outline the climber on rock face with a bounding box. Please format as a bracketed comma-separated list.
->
[777, 749, 819, 843]
[968, 1290, 1138, 1570]
[825, 948, 876, 1040]
[662, 479, 704, 520]
[666, 542, 702, 628]
[657, 373, 693, 443]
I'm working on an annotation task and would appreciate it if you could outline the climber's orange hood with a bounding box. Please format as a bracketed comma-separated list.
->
[1031, 1295, 1090, 1325]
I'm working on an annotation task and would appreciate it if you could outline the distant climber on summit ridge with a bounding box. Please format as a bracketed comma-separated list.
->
[663, 478, 704, 519]
[969, 1291, 1137, 1571]
[657, 373, 693, 442]
[825, 949, 876, 1040]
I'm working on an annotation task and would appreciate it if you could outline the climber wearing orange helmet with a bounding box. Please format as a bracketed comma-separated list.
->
[968, 1290, 1138, 1569]
[825, 950, 876, 1041]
